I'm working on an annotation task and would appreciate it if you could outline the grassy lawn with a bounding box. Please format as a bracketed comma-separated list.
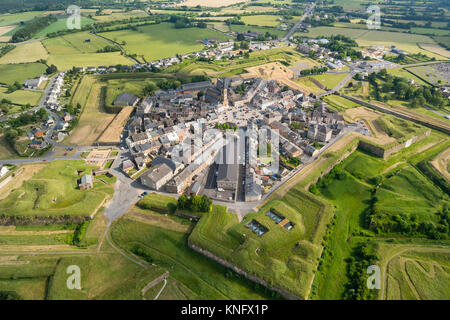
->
[111, 214, 276, 299]
[0, 62, 46, 86]
[0, 42, 48, 64]
[309, 73, 348, 90]
[0, 135, 16, 159]
[0, 160, 115, 217]
[100, 22, 230, 62]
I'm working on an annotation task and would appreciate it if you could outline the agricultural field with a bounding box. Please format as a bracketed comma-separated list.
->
[189, 185, 333, 299]
[100, 22, 230, 62]
[322, 95, 362, 112]
[177, 0, 249, 7]
[230, 24, 286, 39]
[0, 42, 48, 64]
[0, 62, 46, 86]
[111, 209, 277, 299]
[0, 160, 115, 218]
[0, 11, 45, 27]
[0, 87, 42, 106]
[65, 76, 117, 146]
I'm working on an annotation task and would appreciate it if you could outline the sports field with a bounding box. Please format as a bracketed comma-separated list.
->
[100, 22, 230, 62]
[0, 62, 46, 86]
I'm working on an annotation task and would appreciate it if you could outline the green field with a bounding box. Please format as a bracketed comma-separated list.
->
[101, 22, 230, 62]
[309, 73, 348, 90]
[189, 189, 332, 299]
[0, 62, 46, 85]
[36, 17, 95, 37]
[322, 95, 362, 112]
[0, 42, 48, 64]
[0, 160, 115, 217]
[41, 32, 133, 70]
[111, 213, 276, 299]
[0, 87, 42, 105]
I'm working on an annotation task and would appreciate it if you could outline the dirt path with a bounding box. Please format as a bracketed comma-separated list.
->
[430, 147, 450, 182]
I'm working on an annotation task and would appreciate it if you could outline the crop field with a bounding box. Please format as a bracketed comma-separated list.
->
[419, 43, 450, 59]
[100, 22, 230, 62]
[36, 17, 95, 37]
[0, 160, 114, 217]
[383, 249, 450, 300]
[0, 62, 46, 86]
[111, 212, 275, 299]
[0, 87, 42, 105]
[93, 10, 149, 22]
[310, 132, 449, 299]
[66, 77, 116, 145]
[0, 42, 48, 64]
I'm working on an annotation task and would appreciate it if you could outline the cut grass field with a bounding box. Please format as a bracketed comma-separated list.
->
[100, 22, 230, 62]
[309, 73, 348, 90]
[0, 11, 45, 27]
[322, 95, 362, 112]
[0, 160, 114, 217]
[0, 62, 46, 86]
[92, 9, 149, 22]
[0, 42, 48, 64]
